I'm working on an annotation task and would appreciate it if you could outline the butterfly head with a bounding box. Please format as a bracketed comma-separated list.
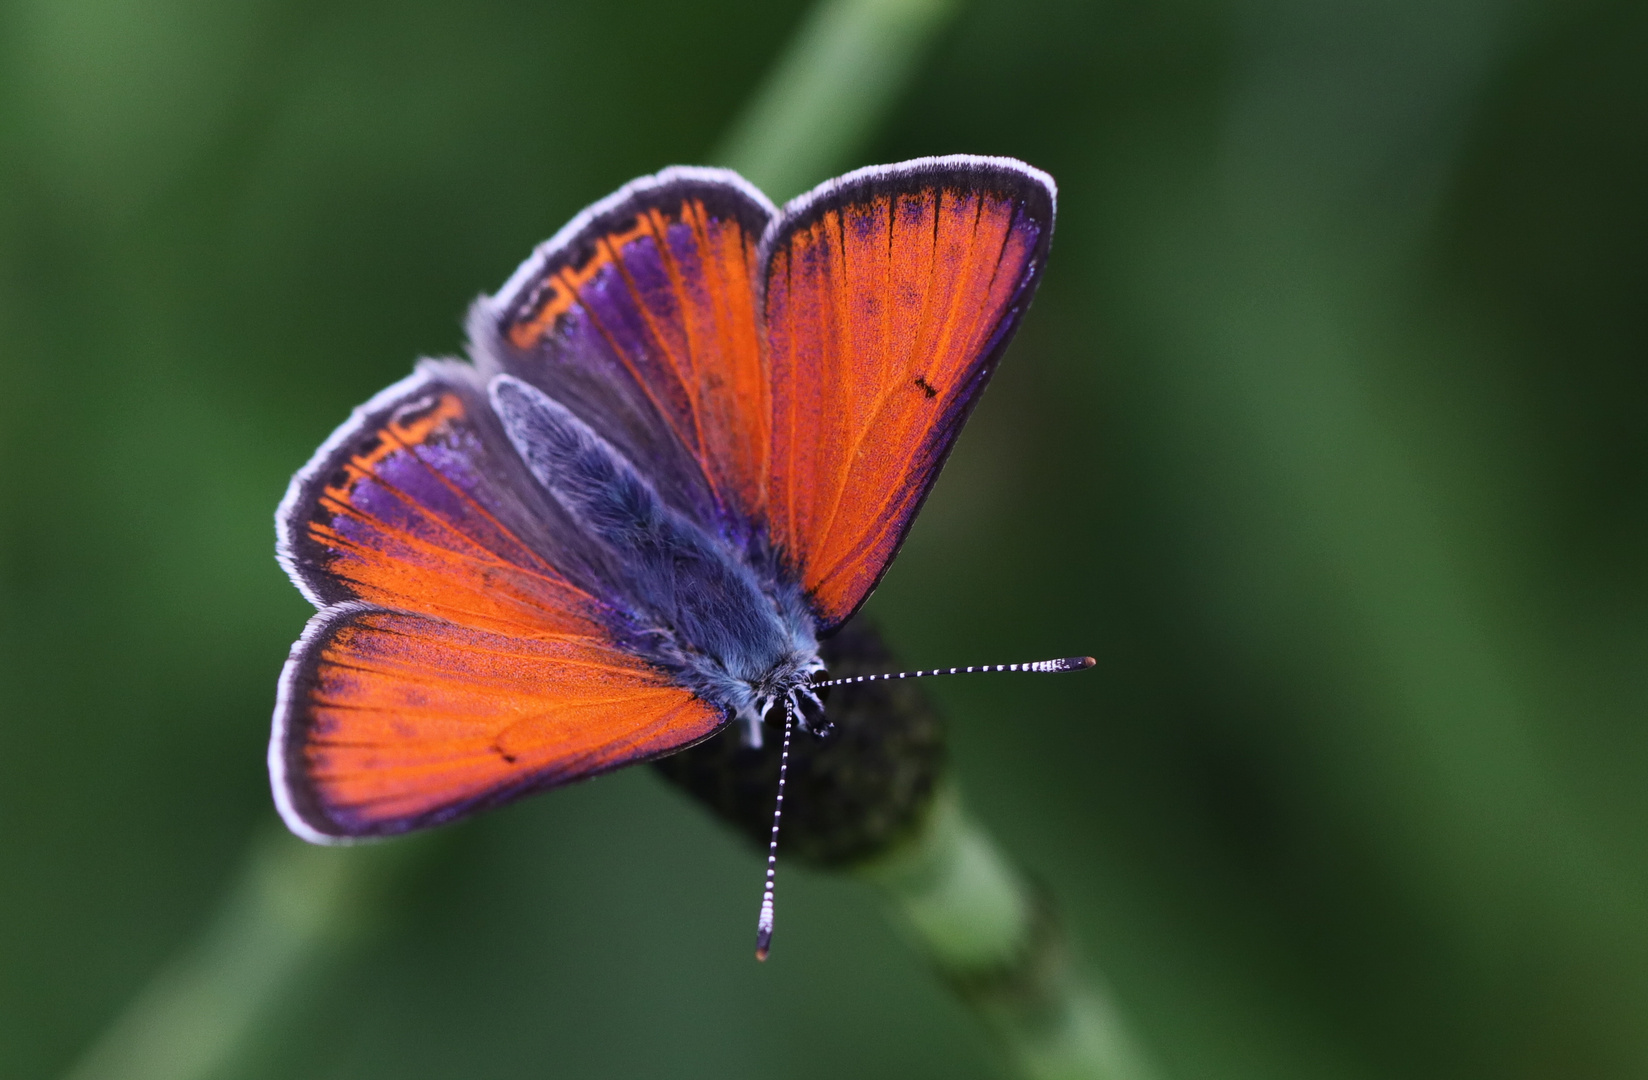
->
[744, 648, 827, 729]
[675, 599, 826, 746]
[739, 570, 830, 733]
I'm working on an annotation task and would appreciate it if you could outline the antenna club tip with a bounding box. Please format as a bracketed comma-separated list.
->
[1074, 656, 1096, 670]
[755, 944, 770, 962]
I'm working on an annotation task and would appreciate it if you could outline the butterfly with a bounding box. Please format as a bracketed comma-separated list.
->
[270, 156, 1058, 864]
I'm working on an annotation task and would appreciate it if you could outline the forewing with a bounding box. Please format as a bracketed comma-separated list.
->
[761, 156, 1056, 630]
[273, 606, 722, 841]
[276, 363, 609, 632]
[471, 167, 776, 544]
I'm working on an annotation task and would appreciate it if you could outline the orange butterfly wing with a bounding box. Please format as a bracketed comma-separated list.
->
[762, 158, 1056, 629]
[274, 607, 718, 840]
[273, 367, 720, 840]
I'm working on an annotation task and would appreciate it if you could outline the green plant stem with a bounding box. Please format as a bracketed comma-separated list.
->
[713, 0, 959, 201]
[859, 789, 1157, 1080]
[60, 833, 414, 1080]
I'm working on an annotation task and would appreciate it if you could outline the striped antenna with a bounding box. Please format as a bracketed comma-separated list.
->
[754, 696, 794, 962]
[811, 655, 1095, 689]
[752, 655, 1091, 960]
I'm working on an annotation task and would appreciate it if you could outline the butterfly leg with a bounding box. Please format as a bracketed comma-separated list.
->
[740, 710, 766, 750]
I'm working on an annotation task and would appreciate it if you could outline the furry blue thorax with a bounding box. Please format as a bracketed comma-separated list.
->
[489, 375, 822, 730]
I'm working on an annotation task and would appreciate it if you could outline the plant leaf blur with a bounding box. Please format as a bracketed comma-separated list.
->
[3, 0, 1647, 1078]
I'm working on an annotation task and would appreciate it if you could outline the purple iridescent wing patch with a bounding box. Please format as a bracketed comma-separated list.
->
[469, 167, 778, 548]
[276, 364, 603, 627]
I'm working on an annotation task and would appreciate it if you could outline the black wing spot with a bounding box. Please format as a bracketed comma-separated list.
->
[914, 376, 938, 399]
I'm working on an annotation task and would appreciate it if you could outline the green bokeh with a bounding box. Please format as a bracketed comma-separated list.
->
[3, 0, 1647, 1077]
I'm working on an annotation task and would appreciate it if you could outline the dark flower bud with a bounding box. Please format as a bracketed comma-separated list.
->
[653, 617, 945, 868]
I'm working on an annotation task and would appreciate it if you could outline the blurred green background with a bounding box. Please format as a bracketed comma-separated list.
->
[4, 0, 1648, 1076]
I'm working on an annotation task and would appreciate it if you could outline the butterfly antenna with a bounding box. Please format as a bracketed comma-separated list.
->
[811, 655, 1095, 689]
[754, 696, 795, 962]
